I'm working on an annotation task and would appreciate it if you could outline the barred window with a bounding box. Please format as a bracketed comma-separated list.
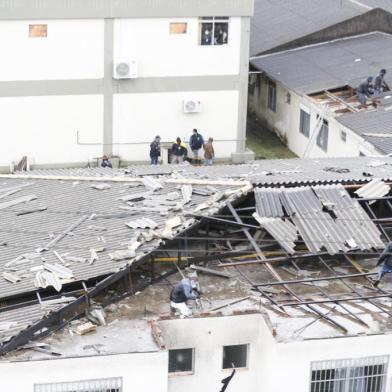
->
[34, 377, 122, 392]
[299, 109, 310, 138]
[310, 356, 388, 392]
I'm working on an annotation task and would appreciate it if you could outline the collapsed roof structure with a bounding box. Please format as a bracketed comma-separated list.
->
[1, 156, 392, 356]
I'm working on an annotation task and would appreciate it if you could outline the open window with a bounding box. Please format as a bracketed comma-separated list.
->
[199, 17, 229, 46]
[316, 119, 329, 152]
[222, 344, 248, 369]
[169, 348, 194, 374]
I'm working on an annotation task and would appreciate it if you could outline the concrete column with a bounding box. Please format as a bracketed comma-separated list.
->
[103, 18, 114, 157]
[236, 16, 251, 154]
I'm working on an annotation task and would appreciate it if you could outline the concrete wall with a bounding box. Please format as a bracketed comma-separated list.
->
[160, 314, 263, 392]
[112, 90, 239, 160]
[0, 15, 249, 168]
[113, 18, 241, 77]
[0, 351, 168, 392]
[249, 75, 381, 158]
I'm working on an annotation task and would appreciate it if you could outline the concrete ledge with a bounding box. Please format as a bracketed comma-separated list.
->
[231, 149, 255, 163]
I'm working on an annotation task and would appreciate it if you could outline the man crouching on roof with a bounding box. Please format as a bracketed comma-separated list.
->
[170, 278, 201, 317]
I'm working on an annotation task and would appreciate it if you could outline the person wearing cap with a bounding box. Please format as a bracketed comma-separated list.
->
[149, 135, 161, 165]
[170, 278, 201, 316]
[374, 69, 389, 95]
[357, 76, 374, 106]
[101, 155, 112, 168]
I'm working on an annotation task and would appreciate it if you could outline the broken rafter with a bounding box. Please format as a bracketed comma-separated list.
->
[253, 272, 376, 287]
[324, 90, 359, 112]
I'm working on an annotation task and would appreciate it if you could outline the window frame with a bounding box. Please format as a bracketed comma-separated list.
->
[310, 355, 389, 392]
[198, 16, 229, 46]
[34, 377, 123, 392]
[168, 347, 195, 375]
[267, 80, 277, 112]
[222, 344, 249, 370]
[316, 119, 329, 152]
[299, 107, 311, 138]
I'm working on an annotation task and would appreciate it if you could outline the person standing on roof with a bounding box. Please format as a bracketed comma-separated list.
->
[357, 76, 373, 106]
[149, 135, 161, 165]
[170, 278, 201, 316]
[189, 129, 205, 163]
[374, 69, 390, 95]
[204, 137, 215, 165]
[171, 137, 187, 164]
[373, 241, 392, 287]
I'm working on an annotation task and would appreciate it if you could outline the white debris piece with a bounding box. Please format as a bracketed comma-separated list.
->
[89, 249, 98, 264]
[181, 185, 193, 204]
[35, 270, 62, 292]
[3, 272, 21, 283]
[161, 216, 182, 239]
[44, 263, 74, 279]
[126, 218, 158, 229]
[0, 194, 37, 210]
[64, 255, 88, 263]
[128, 241, 141, 251]
[109, 249, 136, 261]
[141, 176, 163, 191]
[91, 183, 111, 190]
[355, 179, 390, 203]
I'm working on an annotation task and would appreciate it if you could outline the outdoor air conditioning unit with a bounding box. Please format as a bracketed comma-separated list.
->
[183, 99, 202, 113]
[113, 60, 138, 79]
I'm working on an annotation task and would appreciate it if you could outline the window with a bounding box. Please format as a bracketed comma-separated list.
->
[223, 344, 248, 369]
[29, 24, 47, 38]
[359, 151, 366, 157]
[199, 17, 229, 45]
[299, 109, 310, 138]
[267, 81, 277, 112]
[341, 130, 347, 142]
[317, 119, 329, 152]
[310, 356, 388, 392]
[169, 348, 194, 374]
[170, 23, 187, 34]
[34, 377, 122, 392]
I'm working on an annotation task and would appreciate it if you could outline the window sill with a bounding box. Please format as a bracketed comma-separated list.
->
[169, 371, 194, 377]
[222, 367, 248, 373]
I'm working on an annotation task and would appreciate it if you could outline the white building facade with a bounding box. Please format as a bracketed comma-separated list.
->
[249, 75, 381, 159]
[0, 0, 254, 170]
[2, 314, 392, 392]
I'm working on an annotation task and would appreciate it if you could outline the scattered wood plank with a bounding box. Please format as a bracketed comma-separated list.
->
[209, 296, 250, 312]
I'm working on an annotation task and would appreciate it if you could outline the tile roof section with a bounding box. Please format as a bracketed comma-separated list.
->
[251, 32, 392, 94]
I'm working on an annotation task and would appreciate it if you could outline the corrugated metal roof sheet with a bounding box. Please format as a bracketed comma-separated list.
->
[254, 188, 284, 217]
[251, 32, 392, 94]
[355, 178, 391, 199]
[250, 0, 365, 56]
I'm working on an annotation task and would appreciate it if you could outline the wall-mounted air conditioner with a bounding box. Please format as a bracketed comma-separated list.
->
[113, 60, 138, 79]
[183, 100, 202, 113]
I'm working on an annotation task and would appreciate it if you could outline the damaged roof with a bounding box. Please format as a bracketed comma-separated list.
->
[337, 108, 392, 154]
[251, 32, 392, 94]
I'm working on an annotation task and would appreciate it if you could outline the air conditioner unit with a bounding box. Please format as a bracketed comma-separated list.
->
[113, 60, 138, 79]
[183, 100, 202, 113]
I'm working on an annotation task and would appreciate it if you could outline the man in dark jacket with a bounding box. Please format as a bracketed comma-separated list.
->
[189, 129, 205, 162]
[171, 137, 187, 164]
[170, 278, 201, 316]
[357, 76, 373, 106]
[149, 135, 161, 165]
[374, 241, 392, 287]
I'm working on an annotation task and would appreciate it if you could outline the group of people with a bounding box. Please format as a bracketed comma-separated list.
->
[357, 68, 390, 106]
[149, 129, 215, 166]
